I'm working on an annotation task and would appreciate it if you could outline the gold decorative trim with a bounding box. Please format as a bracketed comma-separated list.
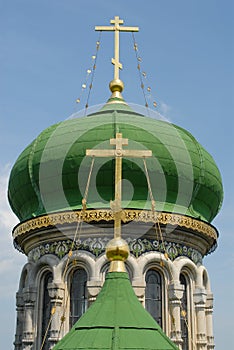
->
[13, 209, 217, 241]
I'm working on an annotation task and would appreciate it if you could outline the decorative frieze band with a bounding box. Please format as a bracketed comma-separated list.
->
[13, 209, 217, 240]
[27, 237, 203, 265]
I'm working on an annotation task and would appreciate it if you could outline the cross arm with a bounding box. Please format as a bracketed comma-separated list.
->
[86, 149, 152, 158]
[95, 26, 139, 32]
[110, 137, 128, 147]
[95, 26, 115, 31]
[119, 26, 139, 32]
[122, 150, 152, 158]
[86, 149, 116, 157]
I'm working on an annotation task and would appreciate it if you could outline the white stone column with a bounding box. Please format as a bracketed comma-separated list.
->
[14, 292, 24, 350]
[194, 288, 207, 350]
[22, 288, 36, 350]
[206, 293, 215, 350]
[168, 282, 184, 349]
[47, 282, 65, 349]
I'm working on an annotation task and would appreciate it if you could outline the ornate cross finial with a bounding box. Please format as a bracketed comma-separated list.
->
[86, 133, 152, 239]
[95, 16, 139, 99]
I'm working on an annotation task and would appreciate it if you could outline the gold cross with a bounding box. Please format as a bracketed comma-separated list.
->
[86, 133, 152, 239]
[95, 16, 139, 81]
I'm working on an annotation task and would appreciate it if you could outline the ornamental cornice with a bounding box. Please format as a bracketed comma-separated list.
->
[13, 209, 218, 240]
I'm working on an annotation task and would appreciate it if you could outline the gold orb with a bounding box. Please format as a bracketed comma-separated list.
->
[109, 79, 124, 93]
[106, 238, 129, 262]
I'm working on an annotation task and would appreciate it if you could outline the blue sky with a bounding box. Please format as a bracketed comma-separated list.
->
[0, 0, 233, 348]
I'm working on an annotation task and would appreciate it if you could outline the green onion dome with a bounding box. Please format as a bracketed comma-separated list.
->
[8, 102, 223, 223]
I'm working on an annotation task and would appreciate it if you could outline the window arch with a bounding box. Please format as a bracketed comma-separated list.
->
[69, 268, 88, 328]
[145, 269, 162, 327]
[41, 271, 53, 350]
[100, 262, 133, 283]
[180, 273, 189, 350]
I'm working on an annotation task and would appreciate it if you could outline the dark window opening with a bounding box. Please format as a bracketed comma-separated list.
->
[41, 271, 53, 350]
[145, 269, 162, 327]
[180, 274, 189, 350]
[69, 269, 88, 328]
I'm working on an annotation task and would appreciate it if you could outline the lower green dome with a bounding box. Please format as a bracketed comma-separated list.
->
[52, 272, 178, 350]
[8, 103, 223, 223]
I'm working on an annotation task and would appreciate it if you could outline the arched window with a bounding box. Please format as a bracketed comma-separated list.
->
[69, 269, 88, 328]
[41, 271, 53, 350]
[180, 274, 189, 350]
[145, 269, 162, 327]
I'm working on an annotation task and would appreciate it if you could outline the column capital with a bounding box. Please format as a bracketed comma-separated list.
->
[205, 292, 214, 308]
[207, 335, 215, 349]
[16, 291, 24, 307]
[196, 333, 207, 347]
[170, 331, 183, 347]
[86, 280, 102, 298]
[48, 282, 65, 300]
[168, 282, 184, 301]
[22, 339, 34, 350]
[194, 287, 207, 305]
[22, 287, 37, 303]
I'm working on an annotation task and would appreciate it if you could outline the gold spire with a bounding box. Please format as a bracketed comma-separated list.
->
[86, 133, 152, 272]
[95, 16, 139, 99]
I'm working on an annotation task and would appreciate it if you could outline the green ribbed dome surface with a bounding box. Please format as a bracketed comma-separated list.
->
[52, 272, 178, 350]
[8, 103, 223, 223]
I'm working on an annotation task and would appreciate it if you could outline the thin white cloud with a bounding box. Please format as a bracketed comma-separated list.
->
[159, 101, 171, 118]
[0, 163, 18, 230]
[0, 164, 26, 298]
[0, 258, 15, 274]
[0, 164, 27, 350]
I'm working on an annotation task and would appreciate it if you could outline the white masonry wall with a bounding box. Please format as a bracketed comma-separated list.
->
[14, 250, 215, 350]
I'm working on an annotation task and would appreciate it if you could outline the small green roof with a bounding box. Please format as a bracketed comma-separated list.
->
[53, 272, 178, 350]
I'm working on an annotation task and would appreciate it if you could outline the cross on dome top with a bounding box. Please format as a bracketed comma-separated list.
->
[95, 16, 139, 99]
[86, 133, 152, 272]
